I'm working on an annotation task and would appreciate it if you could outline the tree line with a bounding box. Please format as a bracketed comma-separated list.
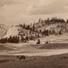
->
[0, 36, 19, 43]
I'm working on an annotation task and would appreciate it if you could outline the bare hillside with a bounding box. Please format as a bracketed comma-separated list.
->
[0, 24, 8, 38]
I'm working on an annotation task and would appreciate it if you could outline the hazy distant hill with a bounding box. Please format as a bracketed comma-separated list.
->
[0, 24, 8, 38]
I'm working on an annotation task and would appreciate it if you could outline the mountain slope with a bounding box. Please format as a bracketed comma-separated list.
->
[0, 24, 8, 38]
[4, 25, 30, 38]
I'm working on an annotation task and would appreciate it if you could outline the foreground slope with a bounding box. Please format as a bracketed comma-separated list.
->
[0, 53, 68, 68]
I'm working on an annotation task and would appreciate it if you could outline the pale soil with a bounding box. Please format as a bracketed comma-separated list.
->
[0, 43, 68, 56]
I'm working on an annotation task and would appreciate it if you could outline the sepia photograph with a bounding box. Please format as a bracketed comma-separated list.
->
[0, 0, 68, 68]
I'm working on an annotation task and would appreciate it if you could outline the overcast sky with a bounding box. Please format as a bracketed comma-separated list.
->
[0, 0, 68, 25]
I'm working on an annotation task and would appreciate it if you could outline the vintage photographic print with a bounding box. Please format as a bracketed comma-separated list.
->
[0, 0, 68, 68]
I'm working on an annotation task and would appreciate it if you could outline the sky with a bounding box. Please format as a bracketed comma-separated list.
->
[0, 0, 68, 25]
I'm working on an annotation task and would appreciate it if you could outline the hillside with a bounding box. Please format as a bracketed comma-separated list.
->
[33, 18, 68, 35]
[0, 18, 68, 43]
[0, 24, 8, 38]
[4, 25, 30, 38]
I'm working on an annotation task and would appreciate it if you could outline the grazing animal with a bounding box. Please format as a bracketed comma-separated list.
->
[45, 41, 50, 44]
[36, 39, 41, 44]
[17, 55, 26, 60]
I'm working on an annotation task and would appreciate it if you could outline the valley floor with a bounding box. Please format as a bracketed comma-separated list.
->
[0, 42, 68, 56]
[0, 34, 68, 68]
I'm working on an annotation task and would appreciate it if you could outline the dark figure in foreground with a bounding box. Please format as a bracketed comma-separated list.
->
[37, 39, 41, 44]
[17, 55, 26, 60]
